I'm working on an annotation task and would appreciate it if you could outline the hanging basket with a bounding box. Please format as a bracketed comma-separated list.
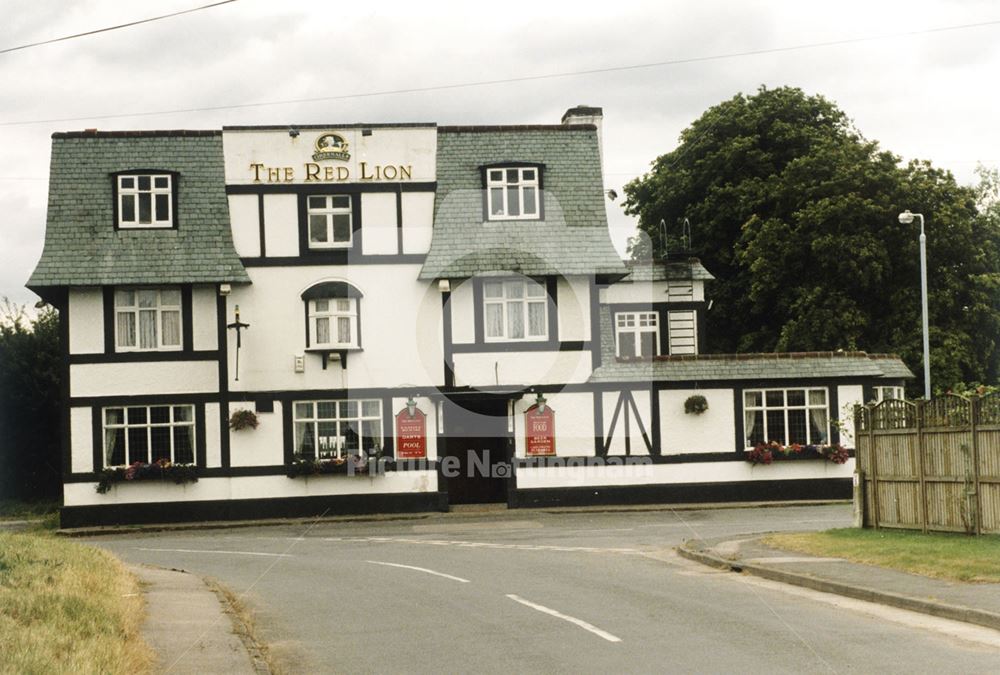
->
[684, 395, 709, 415]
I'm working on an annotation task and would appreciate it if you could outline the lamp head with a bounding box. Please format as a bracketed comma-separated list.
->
[898, 210, 915, 225]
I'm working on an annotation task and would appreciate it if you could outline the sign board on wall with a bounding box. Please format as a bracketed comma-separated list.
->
[395, 406, 427, 459]
[525, 405, 556, 456]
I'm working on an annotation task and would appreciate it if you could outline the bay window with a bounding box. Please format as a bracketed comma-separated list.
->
[744, 388, 829, 448]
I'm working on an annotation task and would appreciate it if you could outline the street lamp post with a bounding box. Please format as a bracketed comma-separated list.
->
[898, 210, 930, 399]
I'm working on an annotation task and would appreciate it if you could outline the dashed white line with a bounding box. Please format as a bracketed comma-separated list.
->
[506, 594, 622, 643]
[137, 547, 293, 558]
[320, 536, 641, 555]
[366, 560, 471, 583]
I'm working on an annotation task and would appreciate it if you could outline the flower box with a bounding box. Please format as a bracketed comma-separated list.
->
[96, 460, 198, 494]
[285, 453, 384, 478]
[745, 442, 851, 466]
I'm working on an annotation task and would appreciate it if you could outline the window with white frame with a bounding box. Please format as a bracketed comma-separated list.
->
[114, 288, 182, 351]
[486, 167, 540, 220]
[615, 311, 659, 358]
[483, 278, 548, 341]
[118, 174, 173, 228]
[307, 195, 352, 248]
[874, 386, 905, 403]
[103, 405, 195, 467]
[308, 297, 358, 348]
[293, 399, 382, 459]
[744, 388, 829, 447]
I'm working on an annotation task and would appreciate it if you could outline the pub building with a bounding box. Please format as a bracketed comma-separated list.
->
[27, 107, 912, 527]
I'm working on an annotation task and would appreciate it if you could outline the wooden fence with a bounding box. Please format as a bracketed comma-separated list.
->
[854, 393, 1000, 535]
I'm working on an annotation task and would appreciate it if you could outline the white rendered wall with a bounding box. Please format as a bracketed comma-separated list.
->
[660, 389, 735, 454]
[512, 392, 594, 457]
[228, 194, 260, 257]
[360, 193, 398, 255]
[516, 457, 854, 490]
[557, 277, 591, 342]
[448, 280, 475, 345]
[225, 266, 442, 392]
[205, 402, 222, 468]
[401, 192, 434, 254]
[602, 280, 705, 304]
[192, 285, 218, 351]
[262, 194, 299, 257]
[64, 470, 439, 507]
[70, 362, 218, 398]
[599, 389, 651, 456]
[68, 288, 103, 354]
[229, 400, 284, 467]
[837, 384, 864, 447]
[452, 350, 592, 388]
[70, 407, 93, 473]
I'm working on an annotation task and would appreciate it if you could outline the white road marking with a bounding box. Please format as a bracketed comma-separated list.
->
[506, 594, 622, 643]
[319, 536, 641, 555]
[137, 547, 293, 558]
[366, 560, 471, 583]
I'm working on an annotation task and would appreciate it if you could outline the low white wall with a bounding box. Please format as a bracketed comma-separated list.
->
[229, 400, 284, 467]
[515, 458, 855, 489]
[660, 389, 735, 454]
[64, 470, 439, 507]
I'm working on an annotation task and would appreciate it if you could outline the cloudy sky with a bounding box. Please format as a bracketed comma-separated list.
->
[2, 0, 999, 308]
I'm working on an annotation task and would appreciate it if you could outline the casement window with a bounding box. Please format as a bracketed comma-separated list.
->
[308, 297, 358, 348]
[307, 195, 353, 248]
[103, 405, 195, 467]
[117, 174, 173, 228]
[615, 311, 659, 358]
[486, 167, 540, 220]
[114, 288, 182, 351]
[744, 388, 829, 448]
[874, 386, 905, 403]
[483, 279, 548, 341]
[293, 399, 382, 459]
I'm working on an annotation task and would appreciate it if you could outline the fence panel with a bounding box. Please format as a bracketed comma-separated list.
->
[855, 394, 999, 535]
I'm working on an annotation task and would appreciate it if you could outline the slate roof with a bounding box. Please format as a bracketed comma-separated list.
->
[589, 304, 914, 383]
[27, 131, 249, 289]
[418, 126, 627, 280]
[622, 259, 715, 282]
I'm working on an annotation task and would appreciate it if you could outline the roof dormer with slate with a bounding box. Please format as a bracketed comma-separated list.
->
[28, 130, 249, 298]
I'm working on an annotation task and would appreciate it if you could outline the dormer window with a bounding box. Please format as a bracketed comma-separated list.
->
[302, 281, 364, 352]
[486, 166, 540, 220]
[116, 173, 174, 228]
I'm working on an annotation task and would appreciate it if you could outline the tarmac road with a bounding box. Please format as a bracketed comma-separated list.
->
[90, 504, 1000, 673]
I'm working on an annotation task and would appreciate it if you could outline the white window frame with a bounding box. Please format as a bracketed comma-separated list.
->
[118, 174, 172, 228]
[482, 278, 548, 342]
[308, 297, 358, 349]
[743, 387, 830, 448]
[114, 288, 183, 352]
[293, 399, 382, 459]
[307, 195, 353, 249]
[615, 311, 659, 358]
[486, 167, 540, 220]
[874, 386, 905, 403]
[102, 404, 195, 467]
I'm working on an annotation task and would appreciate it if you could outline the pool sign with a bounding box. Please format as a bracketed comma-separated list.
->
[395, 406, 427, 459]
[525, 404, 556, 456]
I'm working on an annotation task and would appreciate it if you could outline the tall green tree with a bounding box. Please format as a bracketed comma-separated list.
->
[623, 86, 1000, 392]
[0, 301, 61, 500]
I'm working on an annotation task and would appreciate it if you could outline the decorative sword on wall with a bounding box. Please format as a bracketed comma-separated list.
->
[227, 305, 250, 381]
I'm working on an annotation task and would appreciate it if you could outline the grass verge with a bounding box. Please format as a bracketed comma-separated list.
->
[0, 499, 60, 520]
[0, 532, 152, 674]
[763, 528, 1000, 583]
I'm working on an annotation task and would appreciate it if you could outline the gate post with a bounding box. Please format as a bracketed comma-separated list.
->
[971, 395, 982, 535]
[868, 404, 880, 530]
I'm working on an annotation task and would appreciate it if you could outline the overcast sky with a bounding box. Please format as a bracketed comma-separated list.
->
[2, 0, 998, 308]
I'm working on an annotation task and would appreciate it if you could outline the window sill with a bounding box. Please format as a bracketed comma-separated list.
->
[305, 347, 361, 370]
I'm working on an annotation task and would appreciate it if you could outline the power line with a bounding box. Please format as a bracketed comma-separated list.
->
[3, 16, 1000, 128]
[0, 0, 240, 55]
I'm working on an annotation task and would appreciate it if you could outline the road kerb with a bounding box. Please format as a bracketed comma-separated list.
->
[676, 540, 1000, 633]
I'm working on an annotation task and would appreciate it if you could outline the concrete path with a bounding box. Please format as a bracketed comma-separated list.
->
[130, 564, 262, 674]
[679, 534, 1000, 631]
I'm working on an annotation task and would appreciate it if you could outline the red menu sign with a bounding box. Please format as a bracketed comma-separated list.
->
[395, 407, 427, 459]
[525, 405, 556, 456]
